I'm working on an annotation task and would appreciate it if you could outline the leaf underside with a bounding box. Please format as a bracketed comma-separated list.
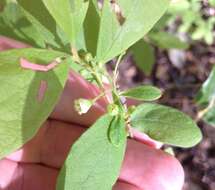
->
[122, 85, 162, 101]
[131, 103, 202, 148]
[96, 0, 169, 63]
[57, 114, 126, 190]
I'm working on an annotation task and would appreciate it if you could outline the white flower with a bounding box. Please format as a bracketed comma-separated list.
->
[74, 99, 93, 115]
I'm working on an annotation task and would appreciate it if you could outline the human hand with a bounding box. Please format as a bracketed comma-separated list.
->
[0, 36, 184, 190]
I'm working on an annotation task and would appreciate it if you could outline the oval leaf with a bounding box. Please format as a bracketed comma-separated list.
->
[196, 65, 215, 105]
[196, 65, 215, 126]
[17, 0, 66, 48]
[0, 48, 69, 159]
[96, 0, 169, 63]
[131, 103, 202, 147]
[57, 114, 126, 190]
[148, 31, 189, 50]
[0, 1, 45, 47]
[130, 40, 155, 75]
[42, 0, 89, 44]
[121, 86, 162, 101]
[203, 107, 215, 127]
[108, 114, 127, 146]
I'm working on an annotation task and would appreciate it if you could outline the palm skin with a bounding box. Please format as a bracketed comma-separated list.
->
[0, 36, 184, 190]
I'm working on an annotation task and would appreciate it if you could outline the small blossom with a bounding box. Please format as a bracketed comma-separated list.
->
[74, 99, 93, 115]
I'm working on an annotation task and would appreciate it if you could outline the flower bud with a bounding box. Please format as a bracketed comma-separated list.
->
[107, 104, 120, 116]
[84, 53, 93, 62]
[127, 105, 136, 115]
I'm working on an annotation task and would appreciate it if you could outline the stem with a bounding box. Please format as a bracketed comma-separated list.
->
[93, 92, 106, 103]
[71, 46, 80, 63]
[92, 71, 104, 90]
[92, 89, 112, 103]
[113, 52, 125, 91]
[113, 53, 124, 81]
[79, 59, 104, 91]
[196, 96, 215, 122]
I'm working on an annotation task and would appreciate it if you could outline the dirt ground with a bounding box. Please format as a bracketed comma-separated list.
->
[111, 42, 215, 190]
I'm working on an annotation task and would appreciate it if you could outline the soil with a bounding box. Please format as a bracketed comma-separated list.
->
[109, 42, 215, 190]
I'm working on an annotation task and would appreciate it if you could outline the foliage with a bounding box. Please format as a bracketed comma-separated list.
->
[129, 40, 155, 75]
[196, 65, 215, 127]
[168, 0, 215, 45]
[129, 5, 190, 75]
[0, 1, 203, 190]
[121, 85, 162, 101]
[129, 0, 215, 76]
[131, 103, 202, 147]
[0, 48, 70, 159]
[0, 0, 46, 47]
[57, 114, 126, 190]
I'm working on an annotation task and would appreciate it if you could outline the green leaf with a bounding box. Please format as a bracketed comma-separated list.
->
[151, 14, 171, 32]
[148, 31, 189, 50]
[121, 85, 162, 101]
[204, 20, 215, 45]
[0, 1, 45, 47]
[42, 0, 89, 44]
[209, 0, 215, 7]
[0, 48, 69, 159]
[168, 0, 190, 13]
[96, 0, 169, 63]
[130, 40, 155, 75]
[196, 66, 215, 127]
[191, 25, 205, 41]
[82, 0, 100, 56]
[203, 107, 215, 127]
[57, 114, 126, 190]
[17, 0, 67, 49]
[196, 65, 215, 105]
[130, 103, 202, 147]
[108, 114, 127, 146]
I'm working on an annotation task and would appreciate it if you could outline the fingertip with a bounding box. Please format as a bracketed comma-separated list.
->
[113, 181, 141, 190]
[163, 154, 185, 190]
[120, 140, 184, 190]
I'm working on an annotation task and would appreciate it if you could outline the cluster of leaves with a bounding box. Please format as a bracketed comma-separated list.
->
[129, 16, 189, 75]
[128, 0, 193, 76]
[129, 0, 215, 76]
[168, 0, 215, 45]
[0, 1, 202, 190]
